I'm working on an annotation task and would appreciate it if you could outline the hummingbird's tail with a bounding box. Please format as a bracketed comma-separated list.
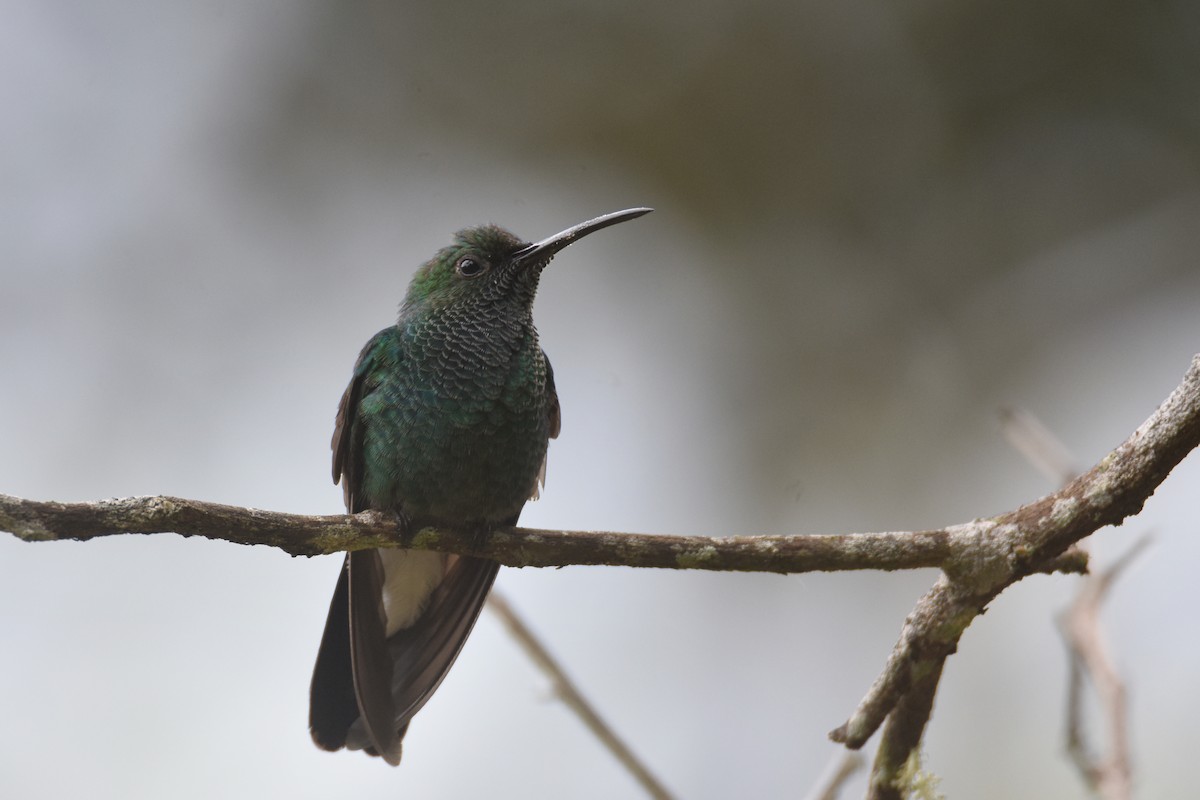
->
[309, 550, 499, 765]
[383, 555, 499, 738]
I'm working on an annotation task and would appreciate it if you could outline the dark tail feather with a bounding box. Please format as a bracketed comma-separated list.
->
[309, 552, 500, 765]
[388, 556, 500, 731]
[309, 551, 405, 764]
[307, 561, 357, 753]
[309, 556, 359, 752]
[348, 549, 404, 764]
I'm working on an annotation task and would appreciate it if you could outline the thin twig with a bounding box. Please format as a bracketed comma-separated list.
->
[486, 592, 676, 800]
[1060, 535, 1149, 800]
[1000, 406, 1083, 486]
[1004, 405, 1145, 800]
[802, 750, 865, 800]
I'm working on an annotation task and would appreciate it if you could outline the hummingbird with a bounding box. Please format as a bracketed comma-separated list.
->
[309, 207, 652, 764]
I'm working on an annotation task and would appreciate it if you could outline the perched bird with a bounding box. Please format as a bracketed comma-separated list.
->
[309, 207, 652, 764]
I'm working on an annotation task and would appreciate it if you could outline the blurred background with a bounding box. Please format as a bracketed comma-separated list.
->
[2, 2, 1198, 797]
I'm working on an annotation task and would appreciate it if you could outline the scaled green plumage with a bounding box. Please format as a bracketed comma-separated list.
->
[309, 208, 651, 764]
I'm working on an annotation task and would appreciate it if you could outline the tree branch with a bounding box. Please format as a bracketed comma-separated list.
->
[1061, 535, 1148, 800]
[1005, 403, 1142, 800]
[15, 357, 1197, 574]
[0, 497, 1090, 575]
[487, 592, 676, 800]
[865, 657, 946, 800]
[829, 354, 1200, 756]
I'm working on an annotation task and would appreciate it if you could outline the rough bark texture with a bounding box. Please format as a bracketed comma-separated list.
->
[0, 498, 1088, 574]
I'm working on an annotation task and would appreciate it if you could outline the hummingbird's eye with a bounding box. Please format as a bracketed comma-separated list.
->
[456, 257, 488, 278]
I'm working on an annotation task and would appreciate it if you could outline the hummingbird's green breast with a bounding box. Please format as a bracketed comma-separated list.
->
[356, 307, 552, 523]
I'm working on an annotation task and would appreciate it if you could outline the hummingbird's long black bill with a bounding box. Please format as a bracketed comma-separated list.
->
[511, 207, 653, 265]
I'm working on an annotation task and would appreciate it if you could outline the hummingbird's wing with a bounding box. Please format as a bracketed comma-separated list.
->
[312, 330, 405, 763]
[310, 549, 409, 764]
[544, 351, 561, 441]
[330, 331, 375, 512]
[312, 332, 395, 758]
[346, 549, 405, 763]
[532, 352, 560, 498]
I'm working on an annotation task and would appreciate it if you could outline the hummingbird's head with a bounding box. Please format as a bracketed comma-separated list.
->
[400, 208, 652, 315]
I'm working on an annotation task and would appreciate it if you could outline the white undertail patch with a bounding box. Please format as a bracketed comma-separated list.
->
[378, 548, 451, 636]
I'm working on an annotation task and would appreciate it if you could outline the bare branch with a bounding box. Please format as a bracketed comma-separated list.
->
[13, 351, 1197, 575]
[0, 494, 1083, 575]
[865, 658, 946, 800]
[1006, 404, 1144, 800]
[1061, 535, 1150, 800]
[830, 355, 1200, 750]
[487, 592, 676, 800]
[1001, 406, 1083, 486]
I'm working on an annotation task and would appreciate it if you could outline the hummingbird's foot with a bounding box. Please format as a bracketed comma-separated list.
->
[392, 509, 415, 547]
[467, 523, 494, 556]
